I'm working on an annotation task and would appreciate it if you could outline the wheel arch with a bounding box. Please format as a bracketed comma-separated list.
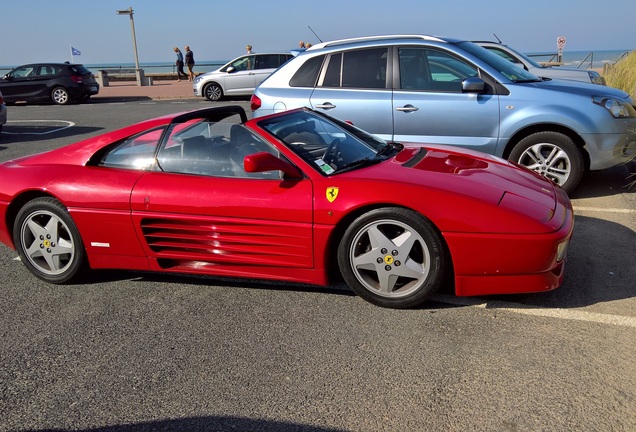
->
[5, 190, 61, 248]
[503, 124, 591, 171]
[324, 203, 454, 286]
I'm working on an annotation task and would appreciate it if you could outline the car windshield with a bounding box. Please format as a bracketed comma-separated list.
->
[258, 109, 400, 175]
[457, 41, 542, 83]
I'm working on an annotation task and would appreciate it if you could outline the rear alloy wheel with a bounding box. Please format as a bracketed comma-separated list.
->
[51, 86, 70, 105]
[509, 131, 583, 194]
[204, 83, 224, 102]
[13, 197, 86, 283]
[338, 208, 446, 309]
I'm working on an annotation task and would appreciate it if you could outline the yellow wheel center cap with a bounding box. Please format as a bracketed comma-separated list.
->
[43, 240, 51, 247]
[384, 255, 394, 265]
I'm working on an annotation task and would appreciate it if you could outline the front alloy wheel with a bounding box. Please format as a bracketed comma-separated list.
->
[509, 131, 583, 193]
[338, 208, 446, 308]
[13, 197, 85, 283]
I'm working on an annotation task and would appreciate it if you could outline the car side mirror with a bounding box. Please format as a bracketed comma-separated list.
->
[226, 66, 236, 74]
[462, 77, 485, 93]
[244, 152, 303, 179]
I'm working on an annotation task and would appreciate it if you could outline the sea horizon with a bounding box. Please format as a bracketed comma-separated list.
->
[1, 49, 632, 75]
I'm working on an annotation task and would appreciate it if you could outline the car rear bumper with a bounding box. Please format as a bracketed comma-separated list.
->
[0, 103, 7, 126]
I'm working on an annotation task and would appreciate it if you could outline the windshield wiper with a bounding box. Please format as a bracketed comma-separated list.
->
[375, 141, 403, 159]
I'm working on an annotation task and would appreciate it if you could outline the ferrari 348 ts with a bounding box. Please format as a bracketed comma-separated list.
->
[0, 106, 574, 308]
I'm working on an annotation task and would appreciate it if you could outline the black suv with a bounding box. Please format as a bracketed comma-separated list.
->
[0, 63, 99, 105]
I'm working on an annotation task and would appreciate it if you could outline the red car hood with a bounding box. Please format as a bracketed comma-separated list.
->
[381, 144, 558, 216]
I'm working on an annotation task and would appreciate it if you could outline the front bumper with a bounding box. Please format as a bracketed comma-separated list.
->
[582, 118, 636, 171]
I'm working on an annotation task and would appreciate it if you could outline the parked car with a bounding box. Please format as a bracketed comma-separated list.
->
[474, 41, 606, 85]
[193, 52, 293, 101]
[251, 35, 636, 193]
[0, 62, 99, 105]
[0, 90, 6, 134]
[0, 105, 574, 309]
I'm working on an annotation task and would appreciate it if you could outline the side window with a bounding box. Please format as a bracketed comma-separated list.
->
[12, 67, 35, 78]
[38, 66, 58, 76]
[322, 53, 342, 87]
[157, 121, 280, 179]
[341, 48, 387, 89]
[255, 55, 285, 70]
[289, 55, 325, 87]
[230, 55, 253, 71]
[98, 127, 166, 170]
[399, 47, 477, 92]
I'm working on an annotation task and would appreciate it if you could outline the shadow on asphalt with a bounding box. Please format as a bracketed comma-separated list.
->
[18, 415, 348, 432]
[569, 161, 636, 199]
[77, 213, 634, 311]
[485, 214, 635, 309]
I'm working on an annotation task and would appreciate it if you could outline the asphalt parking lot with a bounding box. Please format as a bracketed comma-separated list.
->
[0, 99, 634, 431]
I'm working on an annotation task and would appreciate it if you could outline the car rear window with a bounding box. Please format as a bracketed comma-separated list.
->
[71, 65, 92, 75]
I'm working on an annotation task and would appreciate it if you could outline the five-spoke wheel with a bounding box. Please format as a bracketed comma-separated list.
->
[13, 197, 85, 283]
[338, 208, 446, 308]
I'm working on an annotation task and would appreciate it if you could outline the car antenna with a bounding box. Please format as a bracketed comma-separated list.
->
[308, 26, 323, 43]
[493, 33, 502, 43]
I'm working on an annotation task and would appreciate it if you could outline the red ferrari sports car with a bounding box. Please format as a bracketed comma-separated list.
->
[0, 106, 573, 308]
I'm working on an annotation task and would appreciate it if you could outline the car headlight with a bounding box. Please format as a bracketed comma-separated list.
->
[593, 96, 636, 118]
[194, 76, 202, 84]
[556, 239, 569, 262]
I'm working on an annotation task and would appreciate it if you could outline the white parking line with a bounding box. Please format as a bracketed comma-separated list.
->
[3, 120, 75, 135]
[433, 294, 636, 328]
[574, 206, 636, 214]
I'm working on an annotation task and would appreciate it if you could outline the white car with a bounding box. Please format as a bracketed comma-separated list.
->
[193, 52, 293, 101]
[475, 41, 606, 85]
[0, 90, 7, 135]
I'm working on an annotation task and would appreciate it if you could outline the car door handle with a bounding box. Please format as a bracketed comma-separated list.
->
[395, 105, 419, 112]
[316, 102, 336, 110]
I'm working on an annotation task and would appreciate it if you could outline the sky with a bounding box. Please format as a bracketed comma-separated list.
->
[1, 0, 635, 67]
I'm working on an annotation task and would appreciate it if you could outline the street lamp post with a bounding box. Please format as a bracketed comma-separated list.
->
[116, 7, 145, 86]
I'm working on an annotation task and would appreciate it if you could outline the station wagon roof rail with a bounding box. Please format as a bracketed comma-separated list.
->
[310, 34, 448, 50]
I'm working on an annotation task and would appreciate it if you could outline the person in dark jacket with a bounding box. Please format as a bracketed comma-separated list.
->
[184, 45, 195, 81]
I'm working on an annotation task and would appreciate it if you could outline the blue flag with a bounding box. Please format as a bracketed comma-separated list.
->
[71, 47, 81, 56]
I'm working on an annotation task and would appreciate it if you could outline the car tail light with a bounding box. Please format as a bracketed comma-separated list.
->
[250, 94, 261, 111]
[70, 76, 83, 84]
[0, 94, 4, 104]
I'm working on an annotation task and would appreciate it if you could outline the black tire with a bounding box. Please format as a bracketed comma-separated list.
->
[337, 208, 447, 308]
[509, 131, 583, 194]
[13, 197, 86, 283]
[51, 86, 70, 105]
[204, 83, 224, 101]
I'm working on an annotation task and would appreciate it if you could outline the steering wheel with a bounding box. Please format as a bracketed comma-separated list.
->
[323, 138, 342, 165]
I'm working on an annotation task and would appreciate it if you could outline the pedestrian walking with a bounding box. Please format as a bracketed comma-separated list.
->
[173, 47, 186, 81]
[246, 44, 253, 54]
[185, 45, 195, 81]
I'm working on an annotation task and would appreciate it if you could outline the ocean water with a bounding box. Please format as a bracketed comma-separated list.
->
[1, 49, 632, 75]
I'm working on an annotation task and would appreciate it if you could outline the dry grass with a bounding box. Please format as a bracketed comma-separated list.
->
[603, 50, 636, 97]
[602, 51, 636, 189]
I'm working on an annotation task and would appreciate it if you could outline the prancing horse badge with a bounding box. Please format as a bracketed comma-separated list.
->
[326, 187, 339, 203]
